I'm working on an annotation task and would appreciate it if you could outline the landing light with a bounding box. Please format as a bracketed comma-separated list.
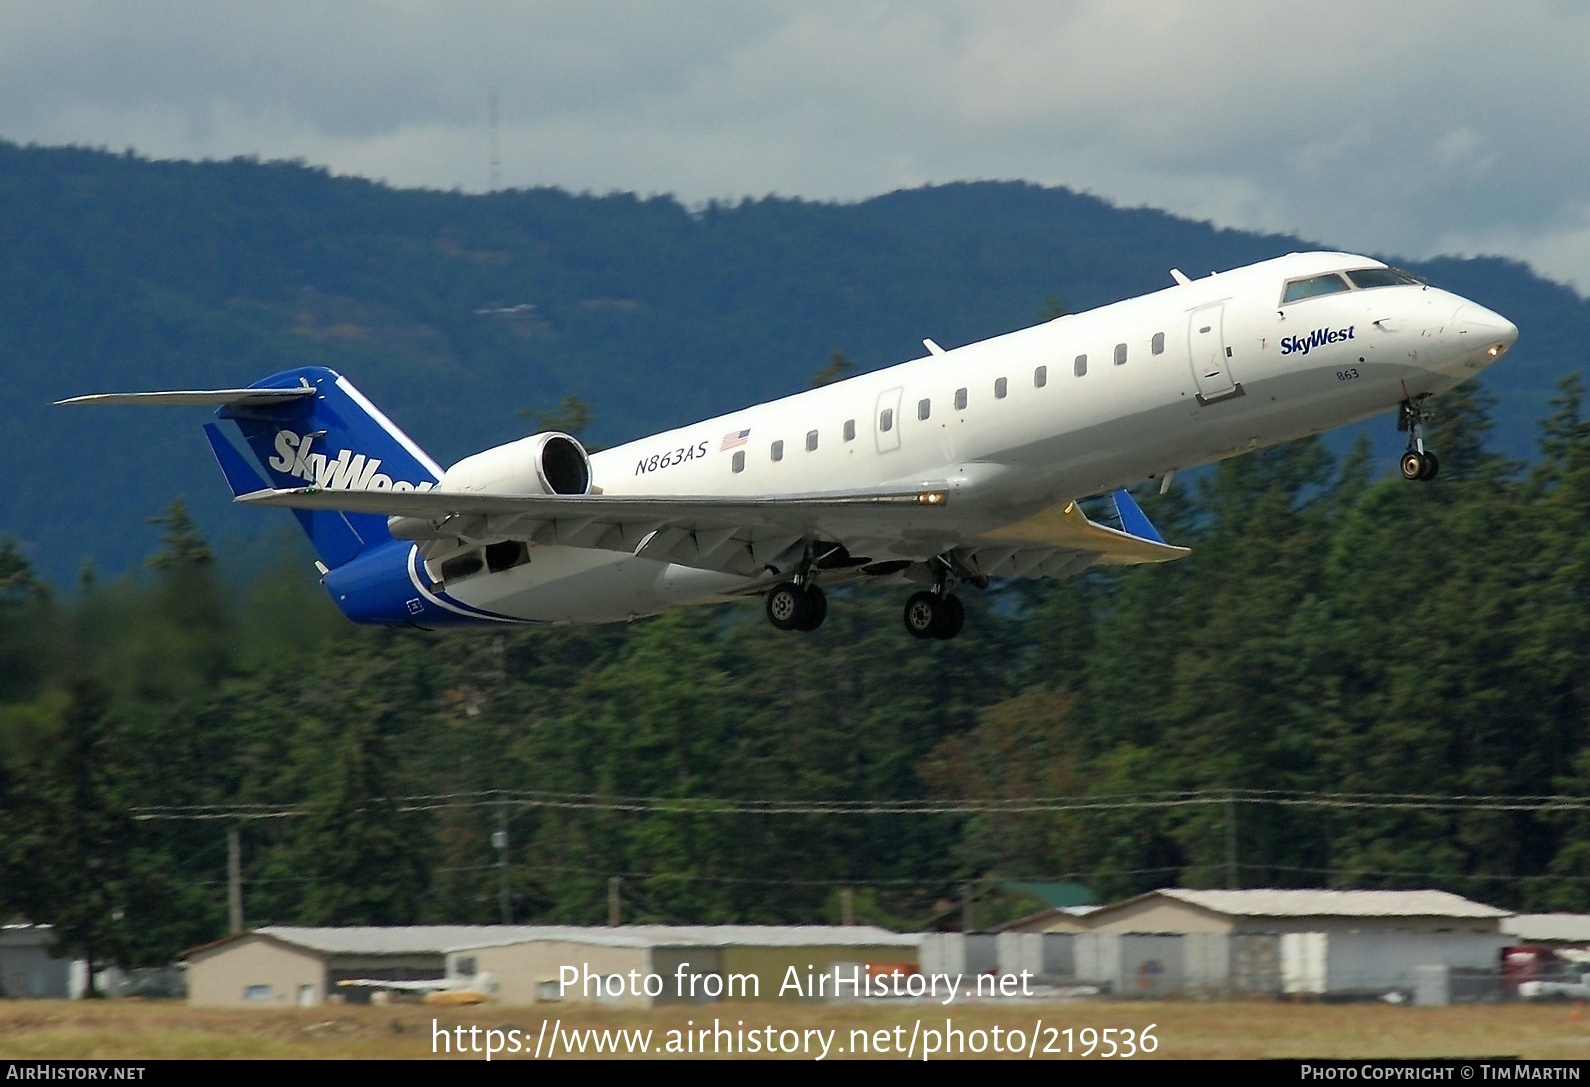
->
[919, 490, 947, 506]
[1486, 343, 1507, 358]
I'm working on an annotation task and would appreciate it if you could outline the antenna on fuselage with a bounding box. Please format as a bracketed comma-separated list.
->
[1170, 269, 1191, 286]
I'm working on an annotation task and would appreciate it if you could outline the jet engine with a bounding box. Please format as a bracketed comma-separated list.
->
[436, 431, 592, 496]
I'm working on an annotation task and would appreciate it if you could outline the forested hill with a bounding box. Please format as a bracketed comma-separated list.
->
[0, 141, 1585, 584]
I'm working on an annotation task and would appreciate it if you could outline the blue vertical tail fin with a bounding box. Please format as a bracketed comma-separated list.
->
[213, 366, 443, 569]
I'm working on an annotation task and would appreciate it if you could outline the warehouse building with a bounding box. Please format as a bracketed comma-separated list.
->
[184, 926, 512, 1007]
[1501, 914, 1590, 947]
[1084, 888, 1508, 936]
[448, 925, 919, 1007]
[974, 888, 1511, 999]
[183, 925, 918, 1008]
[0, 924, 78, 999]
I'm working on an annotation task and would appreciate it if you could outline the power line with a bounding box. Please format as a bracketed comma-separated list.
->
[127, 787, 1590, 821]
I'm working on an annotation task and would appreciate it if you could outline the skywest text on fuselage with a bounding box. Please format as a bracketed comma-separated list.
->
[1281, 324, 1356, 356]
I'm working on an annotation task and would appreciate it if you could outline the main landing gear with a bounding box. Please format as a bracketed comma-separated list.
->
[902, 589, 965, 641]
[763, 548, 966, 641]
[1398, 394, 1440, 481]
[901, 556, 966, 641]
[765, 580, 827, 632]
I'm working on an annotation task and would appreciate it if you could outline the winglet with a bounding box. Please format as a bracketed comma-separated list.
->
[203, 423, 270, 499]
[1112, 488, 1166, 544]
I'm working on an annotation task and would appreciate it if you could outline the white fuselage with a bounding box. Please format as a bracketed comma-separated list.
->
[435, 251, 1516, 624]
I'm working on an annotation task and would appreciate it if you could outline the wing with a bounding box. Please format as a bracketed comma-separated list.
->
[238, 483, 1186, 582]
[240, 484, 951, 578]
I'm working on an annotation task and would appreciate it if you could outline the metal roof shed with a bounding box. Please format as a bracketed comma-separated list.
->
[182, 925, 562, 1007]
[1501, 914, 1590, 945]
[1086, 888, 1510, 936]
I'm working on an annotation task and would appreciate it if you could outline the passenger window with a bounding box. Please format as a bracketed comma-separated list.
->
[844, 419, 856, 442]
[955, 388, 967, 410]
[771, 440, 784, 462]
[995, 377, 1008, 399]
[1034, 365, 1047, 388]
[1074, 354, 1087, 377]
[918, 398, 931, 421]
[1281, 273, 1352, 303]
[1151, 332, 1165, 355]
[806, 430, 818, 452]
[1114, 343, 1128, 366]
[732, 450, 745, 473]
[880, 408, 894, 432]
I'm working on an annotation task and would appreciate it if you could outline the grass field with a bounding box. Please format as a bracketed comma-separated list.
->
[3, 999, 1590, 1060]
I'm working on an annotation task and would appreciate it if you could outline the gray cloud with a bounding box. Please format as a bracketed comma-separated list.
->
[2, 1, 1588, 288]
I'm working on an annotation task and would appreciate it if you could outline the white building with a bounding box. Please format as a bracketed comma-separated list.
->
[182, 925, 919, 1008]
[980, 888, 1511, 998]
[0, 924, 80, 999]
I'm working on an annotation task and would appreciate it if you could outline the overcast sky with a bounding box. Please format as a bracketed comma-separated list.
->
[2, 1, 1588, 291]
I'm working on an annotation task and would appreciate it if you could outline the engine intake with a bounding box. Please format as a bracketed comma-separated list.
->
[437, 431, 592, 497]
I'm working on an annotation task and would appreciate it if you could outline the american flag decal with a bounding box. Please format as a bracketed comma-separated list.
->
[720, 428, 751, 451]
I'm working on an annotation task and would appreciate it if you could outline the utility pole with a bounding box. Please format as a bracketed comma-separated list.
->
[226, 828, 243, 934]
[487, 87, 501, 192]
[1225, 794, 1239, 890]
[840, 888, 855, 927]
[607, 877, 622, 927]
[492, 805, 510, 924]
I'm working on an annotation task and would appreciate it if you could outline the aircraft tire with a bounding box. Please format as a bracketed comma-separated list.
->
[1419, 451, 1440, 480]
[795, 584, 828, 631]
[1400, 451, 1426, 481]
[903, 591, 943, 640]
[766, 582, 809, 631]
[934, 594, 965, 640]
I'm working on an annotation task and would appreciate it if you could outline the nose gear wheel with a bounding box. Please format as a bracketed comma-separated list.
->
[1397, 392, 1440, 482]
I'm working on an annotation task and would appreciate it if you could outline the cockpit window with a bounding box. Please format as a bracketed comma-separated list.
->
[1281, 273, 1352, 304]
[1346, 267, 1419, 289]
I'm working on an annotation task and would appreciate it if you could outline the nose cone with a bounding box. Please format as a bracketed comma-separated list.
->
[1455, 302, 1519, 357]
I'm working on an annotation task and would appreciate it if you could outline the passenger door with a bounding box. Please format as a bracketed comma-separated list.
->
[1187, 303, 1238, 402]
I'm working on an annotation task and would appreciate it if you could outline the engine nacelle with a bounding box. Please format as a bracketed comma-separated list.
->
[437, 432, 592, 496]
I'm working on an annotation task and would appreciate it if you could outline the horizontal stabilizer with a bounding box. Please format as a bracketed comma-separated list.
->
[202, 423, 269, 499]
[55, 387, 315, 408]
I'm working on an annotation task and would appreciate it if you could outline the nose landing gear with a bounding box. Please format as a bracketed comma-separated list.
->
[1398, 394, 1440, 481]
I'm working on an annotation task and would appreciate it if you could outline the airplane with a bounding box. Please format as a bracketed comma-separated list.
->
[336, 971, 498, 1006]
[60, 251, 1517, 640]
